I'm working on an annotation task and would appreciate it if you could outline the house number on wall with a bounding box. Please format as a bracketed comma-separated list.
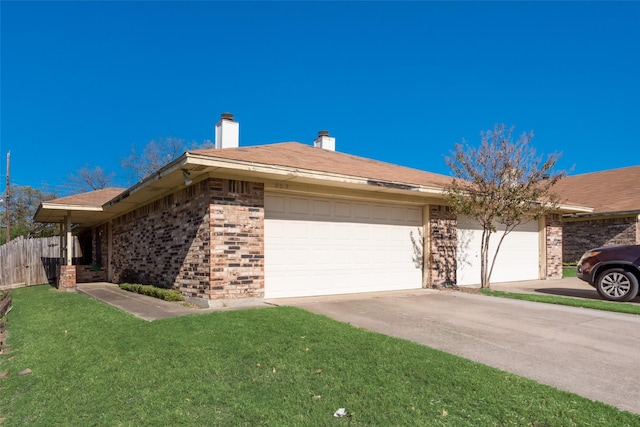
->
[274, 183, 289, 190]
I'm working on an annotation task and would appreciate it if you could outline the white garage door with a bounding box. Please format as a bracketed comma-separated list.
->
[457, 215, 540, 286]
[264, 193, 423, 298]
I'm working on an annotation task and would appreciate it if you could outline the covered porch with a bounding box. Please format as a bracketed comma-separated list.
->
[33, 188, 125, 290]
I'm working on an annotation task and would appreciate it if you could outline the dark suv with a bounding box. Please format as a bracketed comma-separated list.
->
[577, 244, 640, 302]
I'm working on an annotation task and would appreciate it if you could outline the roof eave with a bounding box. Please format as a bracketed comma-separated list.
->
[184, 152, 446, 198]
[554, 203, 593, 214]
[34, 203, 104, 223]
[563, 208, 640, 220]
[103, 154, 190, 210]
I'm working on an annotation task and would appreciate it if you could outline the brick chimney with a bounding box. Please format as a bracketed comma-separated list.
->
[215, 113, 239, 149]
[313, 130, 335, 151]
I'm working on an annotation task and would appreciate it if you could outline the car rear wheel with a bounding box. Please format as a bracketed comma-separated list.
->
[595, 268, 639, 302]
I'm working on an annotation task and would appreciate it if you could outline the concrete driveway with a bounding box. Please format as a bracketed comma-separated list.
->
[272, 283, 640, 415]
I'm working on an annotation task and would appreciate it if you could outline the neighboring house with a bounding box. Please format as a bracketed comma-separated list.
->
[34, 114, 588, 307]
[553, 166, 640, 262]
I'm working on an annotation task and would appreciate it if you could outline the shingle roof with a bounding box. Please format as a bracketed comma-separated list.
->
[191, 142, 453, 189]
[46, 188, 126, 207]
[553, 166, 640, 214]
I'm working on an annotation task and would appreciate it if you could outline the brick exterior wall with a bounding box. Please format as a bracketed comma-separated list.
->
[563, 215, 640, 263]
[76, 265, 108, 283]
[109, 178, 265, 307]
[57, 265, 77, 290]
[92, 224, 109, 267]
[209, 179, 265, 304]
[429, 205, 457, 287]
[111, 180, 212, 301]
[545, 214, 563, 279]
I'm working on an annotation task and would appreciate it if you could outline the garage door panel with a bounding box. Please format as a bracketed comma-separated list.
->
[334, 202, 351, 217]
[407, 207, 422, 223]
[266, 194, 286, 213]
[265, 194, 422, 298]
[290, 197, 310, 215]
[312, 199, 331, 216]
[457, 216, 539, 286]
[354, 203, 370, 219]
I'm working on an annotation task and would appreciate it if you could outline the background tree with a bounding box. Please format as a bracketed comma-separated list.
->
[121, 137, 187, 182]
[0, 185, 59, 244]
[120, 137, 215, 184]
[67, 164, 114, 193]
[445, 124, 565, 289]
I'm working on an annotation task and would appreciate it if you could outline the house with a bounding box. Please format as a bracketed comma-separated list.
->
[34, 114, 589, 307]
[553, 166, 640, 262]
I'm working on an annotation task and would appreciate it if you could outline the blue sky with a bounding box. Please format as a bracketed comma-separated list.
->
[1, 1, 638, 196]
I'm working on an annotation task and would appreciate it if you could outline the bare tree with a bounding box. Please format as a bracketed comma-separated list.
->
[121, 137, 186, 182]
[190, 139, 215, 150]
[121, 137, 216, 183]
[67, 165, 114, 193]
[0, 185, 59, 244]
[445, 124, 565, 289]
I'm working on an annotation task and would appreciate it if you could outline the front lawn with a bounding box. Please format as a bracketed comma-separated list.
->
[1, 285, 638, 426]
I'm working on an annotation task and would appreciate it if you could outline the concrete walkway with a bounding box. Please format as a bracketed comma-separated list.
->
[76, 283, 207, 321]
[76, 283, 268, 321]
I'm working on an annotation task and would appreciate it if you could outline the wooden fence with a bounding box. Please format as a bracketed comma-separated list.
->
[0, 236, 79, 288]
[0, 289, 11, 351]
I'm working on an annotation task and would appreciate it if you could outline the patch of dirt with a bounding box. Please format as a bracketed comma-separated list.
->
[177, 301, 202, 309]
[456, 287, 483, 295]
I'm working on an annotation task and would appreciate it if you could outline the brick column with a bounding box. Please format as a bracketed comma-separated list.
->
[209, 179, 265, 307]
[57, 265, 77, 291]
[545, 214, 563, 279]
[428, 205, 457, 287]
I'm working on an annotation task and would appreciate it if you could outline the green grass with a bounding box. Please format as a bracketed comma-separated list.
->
[562, 266, 577, 278]
[480, 289, 640, 315]
[1, 285, 639, 426]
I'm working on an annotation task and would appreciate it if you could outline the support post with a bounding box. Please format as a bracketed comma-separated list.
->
[59, 221, 64, 265]
[65, 213, 72, 266]
[57, 212, 77, 291]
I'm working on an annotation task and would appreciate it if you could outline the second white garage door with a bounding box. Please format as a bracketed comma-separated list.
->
[457, 215, 541, 286]
[264, 193, 423, 298]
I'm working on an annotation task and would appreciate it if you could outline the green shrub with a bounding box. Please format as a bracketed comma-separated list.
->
[118, 283, 184, 302]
